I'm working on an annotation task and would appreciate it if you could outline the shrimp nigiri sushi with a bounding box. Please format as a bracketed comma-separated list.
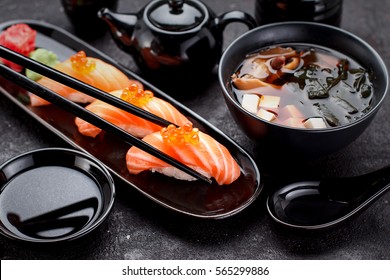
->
[30, 51, 131, 106]
[75, 83, 191, 138]
[126, 124, 241, 185]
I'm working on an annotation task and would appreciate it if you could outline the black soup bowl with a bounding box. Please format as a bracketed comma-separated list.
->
[218, 22, 388, 156]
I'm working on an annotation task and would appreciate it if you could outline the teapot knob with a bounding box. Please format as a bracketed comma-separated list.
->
[169, 0, 184, 14]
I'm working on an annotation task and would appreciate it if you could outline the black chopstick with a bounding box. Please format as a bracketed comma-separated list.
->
[0, 46, 172, 128]
[0, 63, 212, 184]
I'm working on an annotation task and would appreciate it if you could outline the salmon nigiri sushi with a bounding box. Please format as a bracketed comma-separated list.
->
[126, 124, 241, 185]
[30, 51, 131, 106]
[75, 83, 191, 138]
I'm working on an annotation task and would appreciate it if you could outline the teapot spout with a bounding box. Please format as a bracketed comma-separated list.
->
[98, 8, 138, 50]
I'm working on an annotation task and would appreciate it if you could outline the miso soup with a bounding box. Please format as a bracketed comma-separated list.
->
[231, 44, 374, 129]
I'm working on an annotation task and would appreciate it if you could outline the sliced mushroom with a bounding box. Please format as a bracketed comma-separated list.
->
[251, 58, 270, 79]
[232, 74, 280, 90]
[282, 57, 302, 72]
[257, 46, 297, 59]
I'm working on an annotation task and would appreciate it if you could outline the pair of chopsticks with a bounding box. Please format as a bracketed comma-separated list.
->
[0, 46, 212, 184]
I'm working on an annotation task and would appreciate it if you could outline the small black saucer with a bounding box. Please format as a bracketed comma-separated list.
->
[0, 148, 115, 243]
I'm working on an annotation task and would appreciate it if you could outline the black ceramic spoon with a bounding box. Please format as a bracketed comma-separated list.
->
[267, 165, 390, 230]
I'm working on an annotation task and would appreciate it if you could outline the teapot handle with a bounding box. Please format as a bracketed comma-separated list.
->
[215, 11, 257, 31]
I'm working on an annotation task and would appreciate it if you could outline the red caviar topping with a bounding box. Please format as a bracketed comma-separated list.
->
[160, 123, 199, 145]
[70, 51, 96, 73]
[120, 83, 154, 107]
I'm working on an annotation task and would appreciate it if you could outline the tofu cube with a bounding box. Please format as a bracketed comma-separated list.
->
[259, 95, 280, 109]
[241, 94, 260, 114]
[256, 108, 277, 122]
[279, 105, 304, 119]
[281, 117, 305, 128]
[303, 117, 327, 129]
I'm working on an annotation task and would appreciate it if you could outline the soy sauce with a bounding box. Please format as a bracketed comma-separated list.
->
[0, 166, 102, 241]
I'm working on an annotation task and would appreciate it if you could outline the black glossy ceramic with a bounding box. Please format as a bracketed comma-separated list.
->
[99, 0, 256, 82]
[218, 22, 388, 156]
[0, 20, 262, 219]
[266, 165, 390, 230]
[0, 148, 115, 243]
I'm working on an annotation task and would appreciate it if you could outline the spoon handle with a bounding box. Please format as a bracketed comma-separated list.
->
[320, 164, 390, 204]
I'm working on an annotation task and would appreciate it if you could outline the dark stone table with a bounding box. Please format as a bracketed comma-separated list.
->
[0, 0, 389, 259]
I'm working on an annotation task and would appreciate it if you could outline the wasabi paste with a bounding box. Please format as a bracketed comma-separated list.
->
[26, 48, 59, 81]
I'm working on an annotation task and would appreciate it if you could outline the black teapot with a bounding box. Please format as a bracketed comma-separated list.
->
[99, 0, 256, 84]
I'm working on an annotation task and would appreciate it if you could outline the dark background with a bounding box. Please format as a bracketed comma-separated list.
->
[0, 0, 389, 259]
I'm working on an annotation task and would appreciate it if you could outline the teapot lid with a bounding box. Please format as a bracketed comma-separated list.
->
[147, 0, 206, 32]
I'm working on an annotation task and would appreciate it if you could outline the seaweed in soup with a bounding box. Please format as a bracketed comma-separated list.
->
[231, 44, 374, 129]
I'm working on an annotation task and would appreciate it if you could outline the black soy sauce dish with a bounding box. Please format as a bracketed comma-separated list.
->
[266, 165, 390, 230]
[0, 148, 115, 243]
